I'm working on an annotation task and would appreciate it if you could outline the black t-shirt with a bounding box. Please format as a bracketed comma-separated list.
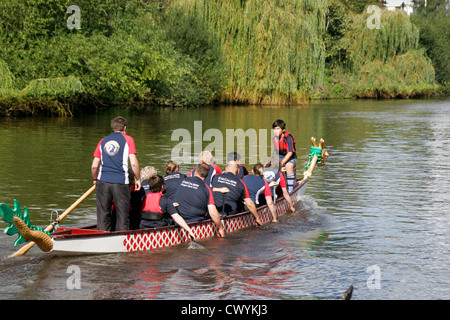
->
[243, 174, 271, 207]
[163, 172, 187, 199]
[173, 176, 215, 223]
[211, 172, 250, 215]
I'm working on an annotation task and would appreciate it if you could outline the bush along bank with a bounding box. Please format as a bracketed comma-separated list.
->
[316, 2, 442, 99]
[0, 0, 447, 116]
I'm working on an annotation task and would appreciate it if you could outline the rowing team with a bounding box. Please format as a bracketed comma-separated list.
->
[126, 151, 296, 240]
[92, 117, 297, 240]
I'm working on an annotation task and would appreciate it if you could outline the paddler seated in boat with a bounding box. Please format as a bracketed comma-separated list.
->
[223, 152, 249, 179]
[163, 161, 187, 200]
[188, 151, 222, 187]
[174, 163, 225, 237]
[140, 165, 158, 195]
[264, 156, 296, 213]
[140, 175, 196, 240]
[243, 164, 278, 222]
[272, 119, 297, 193]
[127, 165, 158, 229]
[211, 163, 262, 225]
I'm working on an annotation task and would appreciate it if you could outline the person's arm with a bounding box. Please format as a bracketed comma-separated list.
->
[265, 195, 278, 222]
[171, 202, 197, 240]
[129, 153, 141, 191]
[281, 135, 295, 166]
[243, 198, 262, 226]
[213, 187, 229, 193]
[282, 187, 295, 212]
[91, 157, 101, 185]
[205, 184, 225, 237]
[263, 181, 278, 222]
[171, 213, 196, 240]
[208, 205, 225, 237]
[281, 152, 293, 166]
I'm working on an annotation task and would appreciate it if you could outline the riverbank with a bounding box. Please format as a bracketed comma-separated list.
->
[2, 90, 448, 118]
[0, 0, 448, 117]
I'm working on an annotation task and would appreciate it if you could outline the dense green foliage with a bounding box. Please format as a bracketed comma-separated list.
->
[164, 0, 329, 104]
[339, 0, 385, 13]
[410, 0, 450, 88]
[0, 0, 221, 115]
[0, 0, 446, 116]
[320, 0, 440, 99]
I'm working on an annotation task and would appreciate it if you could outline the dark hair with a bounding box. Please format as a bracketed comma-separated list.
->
[111, 116, 127, 132]
[148, 175, 165, 192]
[272, 119, 286, 130]
[165, 161, 179, 174]
[195, 163, 210, 178]
[253, 163, 264, 177]
[227, 151, 241, 162]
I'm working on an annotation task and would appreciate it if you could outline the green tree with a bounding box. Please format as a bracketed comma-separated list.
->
[339, 0, 386, 13]
[410, 0, 450, 85]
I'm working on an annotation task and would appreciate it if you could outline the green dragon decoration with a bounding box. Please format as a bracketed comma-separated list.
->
[0, 199, 51, 246]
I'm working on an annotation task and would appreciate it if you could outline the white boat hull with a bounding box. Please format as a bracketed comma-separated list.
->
[51, 179, 308, 255]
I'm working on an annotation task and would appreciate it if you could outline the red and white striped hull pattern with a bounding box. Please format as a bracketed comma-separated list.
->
[50, 179, 308, 255]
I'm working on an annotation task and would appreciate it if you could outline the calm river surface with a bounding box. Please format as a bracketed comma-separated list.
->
[0, 98, 449, 300]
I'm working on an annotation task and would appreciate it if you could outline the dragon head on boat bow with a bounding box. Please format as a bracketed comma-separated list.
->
[303, 137, 329, 180]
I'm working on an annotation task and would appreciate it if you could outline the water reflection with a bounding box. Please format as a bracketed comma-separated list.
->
[1, 98, 450, 299]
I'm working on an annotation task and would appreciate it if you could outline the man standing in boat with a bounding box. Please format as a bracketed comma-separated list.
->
[91, 116, 141, 231]
[174, 163, 225, 237]
[272, 119, 297, 193]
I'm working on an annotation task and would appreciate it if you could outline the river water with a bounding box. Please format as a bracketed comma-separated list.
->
[0, 98, 449, 301]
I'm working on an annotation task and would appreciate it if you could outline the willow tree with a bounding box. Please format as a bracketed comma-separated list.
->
[165, 0, 329, 104]
[341, 9, 420, 68]
[333, 9, 438, 98]
[0, 59, 15, 93]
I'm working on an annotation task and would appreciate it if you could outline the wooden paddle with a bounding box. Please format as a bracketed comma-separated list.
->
[7, 185, 96, 258]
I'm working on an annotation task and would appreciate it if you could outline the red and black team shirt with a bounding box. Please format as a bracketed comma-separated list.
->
[163, 172, 187, 199]
[273, 131, 297, 158]
[173, 176, 215, 223]
[242, 175, 272, 207]
[211, 172, 251, 215]
[93, 132, 137, 184]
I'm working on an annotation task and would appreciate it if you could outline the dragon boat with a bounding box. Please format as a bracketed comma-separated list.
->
[1, 138, 327, 257]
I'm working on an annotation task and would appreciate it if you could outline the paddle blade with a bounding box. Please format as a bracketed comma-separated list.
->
[187, 242, 205, 250]
[187, 236, 205, 250]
